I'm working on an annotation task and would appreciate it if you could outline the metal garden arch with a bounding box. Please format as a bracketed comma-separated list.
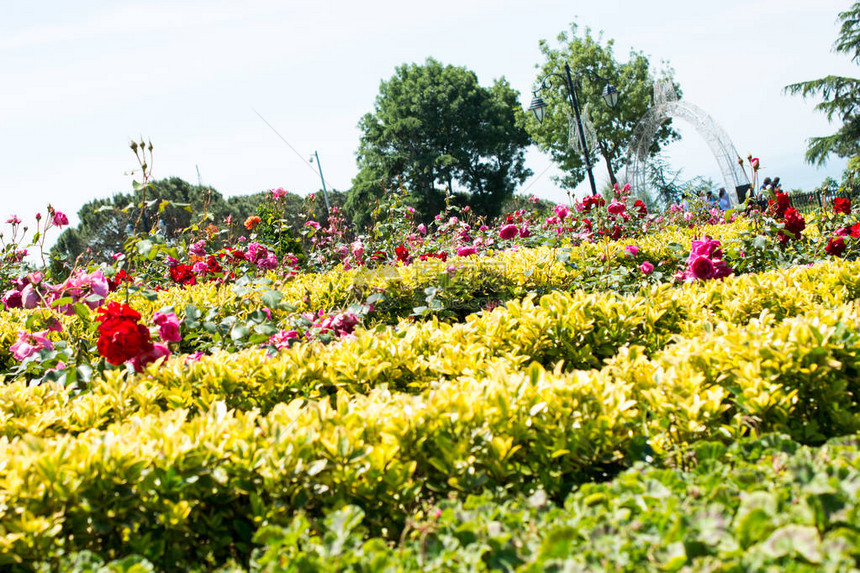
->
[624, 82, 749, 210]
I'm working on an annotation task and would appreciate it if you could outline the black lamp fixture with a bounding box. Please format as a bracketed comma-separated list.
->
[527, 63, 620, 196]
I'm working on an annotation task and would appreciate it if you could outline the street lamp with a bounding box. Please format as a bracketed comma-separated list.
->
[528, 62, 620, 196]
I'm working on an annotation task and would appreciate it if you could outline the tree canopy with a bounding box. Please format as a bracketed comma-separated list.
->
[529, 22, 680, 190]
[785, 2, 860, 166]
[346, 58, 532, 226]
[50, 178, 267, 266]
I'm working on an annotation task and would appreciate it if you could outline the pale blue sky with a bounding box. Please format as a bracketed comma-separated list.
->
[1, 0, 856, 233]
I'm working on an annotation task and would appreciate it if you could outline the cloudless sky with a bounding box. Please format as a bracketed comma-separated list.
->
[1, 0, 857, 239]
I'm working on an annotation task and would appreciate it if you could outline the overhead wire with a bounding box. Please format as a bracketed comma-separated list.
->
[250, 106, 337, 191]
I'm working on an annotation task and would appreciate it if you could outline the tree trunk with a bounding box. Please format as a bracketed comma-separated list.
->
[598, 141, 618, 188]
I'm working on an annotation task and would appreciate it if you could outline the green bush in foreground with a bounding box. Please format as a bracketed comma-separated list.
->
[39, 433, 860, 572]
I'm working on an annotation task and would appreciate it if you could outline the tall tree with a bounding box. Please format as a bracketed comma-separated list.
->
[529, 22, 680, 190]
[347, 58, 532, 225]
[785, 2, 860, 165]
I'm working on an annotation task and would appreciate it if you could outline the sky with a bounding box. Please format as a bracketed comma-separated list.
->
[2, 0, 857, 240]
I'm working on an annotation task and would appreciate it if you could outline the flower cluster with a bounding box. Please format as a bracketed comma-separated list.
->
[95, 302, 179, 371]
[676, 237, 733, 282]
[267, 310, 361, 350]
[767, 192, 807, 246]
[2, 269, 109, 313]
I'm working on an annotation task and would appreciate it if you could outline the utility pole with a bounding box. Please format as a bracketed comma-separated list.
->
[310, 151, 331, 214]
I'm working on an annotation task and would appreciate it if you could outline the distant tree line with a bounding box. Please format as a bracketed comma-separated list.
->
[50, 177, 345, 267]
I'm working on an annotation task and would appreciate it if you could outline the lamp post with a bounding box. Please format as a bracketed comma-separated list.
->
[528, 62, 619, 196]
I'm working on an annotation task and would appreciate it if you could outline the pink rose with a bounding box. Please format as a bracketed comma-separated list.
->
[624, 245, 639, 257]
[153, 311, 182, 342]
[607, 201, 626, 215]
[131, 342, 171, 372]
[688, 256, 715, 280]
[499, 224, 518, 240]
[456, 246, 476, 257]
[10, 330, 54, 361]
[554, 204, 570, 220]
[640, 261, 654, 275]
[269, 329, 299, 350]
[189, 240, 206, 257]
[52, 211, 69, 227]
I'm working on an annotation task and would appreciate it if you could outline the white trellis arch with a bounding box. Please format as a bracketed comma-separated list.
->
[624, 82, 749, 210]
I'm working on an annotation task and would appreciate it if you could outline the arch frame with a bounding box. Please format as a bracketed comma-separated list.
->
[624, 96, 749, 211]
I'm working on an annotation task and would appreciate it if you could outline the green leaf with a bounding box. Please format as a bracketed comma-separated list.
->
[51, 296, 74, 308]
[185, 305, 201, 320]
[230, 324, 250, 341]
[137, 239, 153, 256]
[261, 289, 283, 308]
[74, 303, 91, 320]
[307, 459, 327, 476]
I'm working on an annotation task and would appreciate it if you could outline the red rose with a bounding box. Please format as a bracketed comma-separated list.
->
[169, 264, 197, 286]
[768, 192, 792, 219]
[107, 269, 129, 292]
[633, 199, 648, 217]
[96, 302, 153, 365]
[851, 223, 860, 238]
[826, 236, 847, 257]
[395, 244, 410, 264]
[778, 207, 806, 245]
[834, 197, 851, 215]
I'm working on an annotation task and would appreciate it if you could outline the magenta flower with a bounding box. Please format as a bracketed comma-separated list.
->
[6, 215, 21, 225]
[2, 289, 22, 310]
[20, 284, 39, 309]
[188, 240, 206, 257]
[417, 223, 427, 235]
[554, 204, 570, 220]
[10, 330, 54, 361]
[269, 329, 299, 350]
[640, 261, 654, 275]
[246, 242, 268, 263]
[519, 226, 531, 238]
[607, 201, 626, 215]
[153, 311, 182, 342]
[256, 252, 279, 270]
[130, 342, 171, 372]
[456, 246, 476, 257]
[270, 187, 287, 199]
[624, 245, 639, 257]
[52, 211, 69, 227]
[688, 256, 715, 280]
[499, 224, 518, 240]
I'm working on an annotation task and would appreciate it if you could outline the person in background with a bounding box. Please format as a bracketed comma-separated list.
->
[718, 188, 731, 211]
[706, 190, 719, 209]
[771, 176, 781, 191]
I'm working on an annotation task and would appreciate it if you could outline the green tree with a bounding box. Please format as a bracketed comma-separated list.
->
[347, 58, 532, 226]
[529, 22, 680, 190]
[785, 2, 860, 165]
[50, 178, 267, 265]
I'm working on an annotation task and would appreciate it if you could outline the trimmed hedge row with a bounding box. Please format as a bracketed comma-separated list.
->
[2, 302, 860, 568]
[2, 258, 859, 442]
